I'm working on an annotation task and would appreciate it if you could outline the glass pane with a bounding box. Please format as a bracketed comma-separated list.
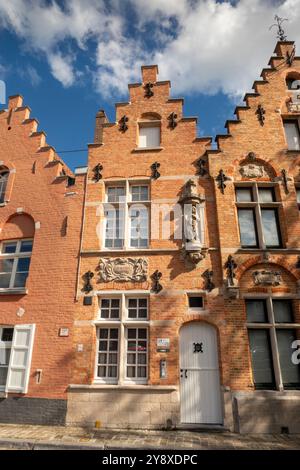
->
[0, 348, 11, 365]
[17, 257, 31, 272]
[261, 209, 281, 247]
[138, 353, 146, 364]
[99, 329, 108, 339]
[138, 341, 147, 351]
[108, 366, 117, 378]
[98, 366, 106, 377]
[139, 309, 147, 318]
[248, 330, 275, 388]
[139, 126, 160, 148]
[0, 367, 8, 386]
[284, 121, 300, 151]
[188, 297, 203, 308]
[111, 309, 119, 319]
[127, 366, 135, 378]
[98, 353, 107, 364]
[128, 329, 136, 339]
[109, 353, 117, 364]
[111, 299, 120, 308]
[127, 353, 136, 364]
[0, 273, 11, 288]
[128, 341, 136, 351]
[2, 242, 17, 254]
[99, 341, 108, 351]
[246, 300, 268, 323]
[107, 187, 125, 202]
[235, 188, 253, 202]
[110, 329, 118, 339]
[109, 341, 118, 351]
[137, 366, 147, 378]
[277, 330, 300, 388]
[128, 299, 137, 308]
[237, 209, 258, 247]
[0, 258, 14, 273]
[13, 272, 28, 288]
[273, 300, 294, 323]
[139, 299, 147, 308]
[20, 240, 33, 252]
[1, 328, 14, 342]
[101, 299, 109, 308]
[128, 309, 137, 318]
[100, 309, 109, 319]
[131, 186, 149, 201]
[138, 329, 147, 339]
[258, 188, 275, 202]
[297, 188, 300, 204]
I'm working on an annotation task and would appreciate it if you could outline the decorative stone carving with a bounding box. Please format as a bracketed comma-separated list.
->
[99, 258, 148, 282]
[252, 270, 282, 286]
[240, 164, 265, 178]
[181, 247, 207, 265]
[224, 255, 239, 299]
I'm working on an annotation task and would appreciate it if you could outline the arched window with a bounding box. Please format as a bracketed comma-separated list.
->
[0, 167, 9, 204]
[286, 73, 300, 90]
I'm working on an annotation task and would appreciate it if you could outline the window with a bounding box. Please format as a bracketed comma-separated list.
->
[0, 239, 33, 289]
[0, 324, 35, 393]
[95, 294, 149, 384]
[188, 296, 204, 309]
[284, 120, 300, 151]
[286, 77, 300, 90]
[104, 183, 149, 249]
[296, 187, 300, 210]
[138, 124, 160, 148]
[0, 168, 9, 204]
[235, 185, 282, 249]
[246, 299, 300, 390]
[0, 327, 13, 389]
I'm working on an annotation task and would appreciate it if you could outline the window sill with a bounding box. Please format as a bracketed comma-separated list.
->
[0, 288, 28, 295]
[132, 147, 164, 153]
[69, 383, 177, 391]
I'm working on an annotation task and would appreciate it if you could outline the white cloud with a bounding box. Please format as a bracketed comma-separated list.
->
[19, 65, 41, 86]
[0, 0, 300, 97]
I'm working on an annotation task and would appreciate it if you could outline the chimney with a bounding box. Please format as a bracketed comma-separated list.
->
[94, 109, 108, 144]
[141, 65, 159, 84]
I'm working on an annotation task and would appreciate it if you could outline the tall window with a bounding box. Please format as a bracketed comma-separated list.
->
[235, 185, 282, 249]
[104, 183, 149, 249]
[246, 298, 300, 390]
[138, 123, 160, 148]
[95, 295, 149, 384]
[0, 239, 33, 289]
[0, 168, 9, 204]
[284, 120, 300, 151]
[0, 327, 13, 389]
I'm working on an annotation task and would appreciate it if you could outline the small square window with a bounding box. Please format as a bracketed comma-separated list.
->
[188, 296, 203, 309]
[235, 188, 253, 202]
[1, 328, 13, 342]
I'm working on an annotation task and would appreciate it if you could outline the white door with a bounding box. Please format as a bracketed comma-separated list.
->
[179, 322, 222, 424]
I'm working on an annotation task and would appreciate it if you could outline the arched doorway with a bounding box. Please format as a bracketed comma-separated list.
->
[179, 322, 223, 424]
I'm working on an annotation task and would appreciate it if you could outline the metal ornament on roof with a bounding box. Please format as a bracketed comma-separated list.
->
[168, 112, 178, 129]
[256, 104, 266, 126]
[119, 115, 129, 132]
[196, 158, 207, 177]
[151, 162, 161, 179]
[144, 82, 154, 98]
[216, 169, 230, 194]
[269, 15, 288, 42]
[92, 163, 103, 182]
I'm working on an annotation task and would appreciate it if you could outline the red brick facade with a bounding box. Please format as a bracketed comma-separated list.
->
[0, 95, 84, 424]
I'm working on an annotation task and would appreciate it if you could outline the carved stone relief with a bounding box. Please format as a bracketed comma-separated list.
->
[240, 164, 265, 178]
[252, 270, 282, 286]
[99, 258, 148, 282]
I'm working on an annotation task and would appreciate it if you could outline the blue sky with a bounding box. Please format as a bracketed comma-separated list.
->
[0, 0, 299, 170]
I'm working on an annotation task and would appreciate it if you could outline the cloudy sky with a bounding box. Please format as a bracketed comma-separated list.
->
[0, 0, 300, 169]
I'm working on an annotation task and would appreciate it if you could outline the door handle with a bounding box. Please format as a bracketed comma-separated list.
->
[185, 370, 188, 379]
[180, 369, 184, 378]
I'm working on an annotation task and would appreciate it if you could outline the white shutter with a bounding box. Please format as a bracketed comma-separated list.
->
[284, 122, 300, 150]
[139, 126, 160, 148]
[5, 324, 36, 394]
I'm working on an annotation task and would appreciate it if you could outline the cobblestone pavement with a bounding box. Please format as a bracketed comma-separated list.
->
[0, 424, 299, 450]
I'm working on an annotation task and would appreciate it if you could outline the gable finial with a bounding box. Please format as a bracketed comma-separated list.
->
[269, 15, 288, 41]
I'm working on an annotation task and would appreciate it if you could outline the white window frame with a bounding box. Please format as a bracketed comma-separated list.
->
[283, 119, 300, 151]
[0, 326, 13, 391]
[0, 239, 33, 291]
[245, 296, 300, 391]
[138, 121, 161, 149]
[102, 181, 150, 250]
[94, 293, 149, 385]
[0, 168, 9, 204]
[235, 183, 282, 249]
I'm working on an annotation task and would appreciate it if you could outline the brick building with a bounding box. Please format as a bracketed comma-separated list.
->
[0, 95, 84, 424]
[67, 39, 300, 434]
